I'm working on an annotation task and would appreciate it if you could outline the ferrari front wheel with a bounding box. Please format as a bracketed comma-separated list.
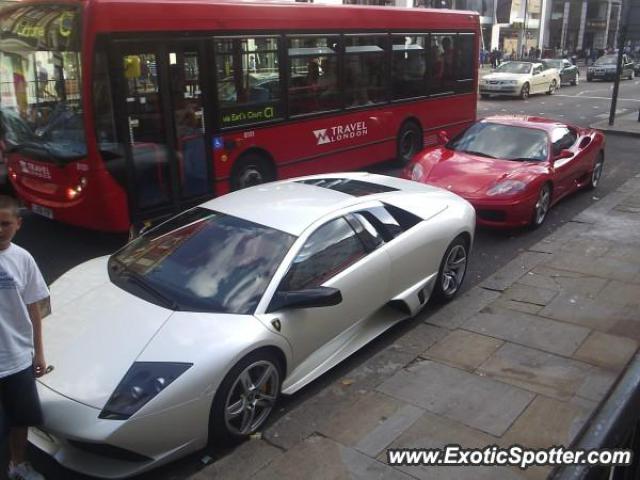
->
[432, 235, 469, 303]
[532, 184, 552, 228]
[589, 153, 604, 189]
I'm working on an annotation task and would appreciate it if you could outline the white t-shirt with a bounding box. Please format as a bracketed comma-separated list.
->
[0, 243, 49, 378]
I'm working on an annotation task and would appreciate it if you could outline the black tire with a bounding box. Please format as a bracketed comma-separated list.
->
[588, 152, 604, 190]
[432, 235, 469, 303]
[396, 121, 423, 166]
[546, 79, 557, 95]
[230, 153, 275, 191]
[570, 73, 579, 86]
[531, 183, 552, 228]
[480, 94, 490, 99]
[520, 83, 530, 100]
[587, 75, 593, 82]
[209, 350, 283, 446]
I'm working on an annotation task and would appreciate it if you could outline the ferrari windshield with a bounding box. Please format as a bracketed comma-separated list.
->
[0, 5, 85, 162]
[448, 122, 549, 162]
[495, 62, 532, 74]
[109, 208, 296, 314]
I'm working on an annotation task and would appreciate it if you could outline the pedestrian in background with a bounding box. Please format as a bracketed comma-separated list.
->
[0, 195, 49, 480]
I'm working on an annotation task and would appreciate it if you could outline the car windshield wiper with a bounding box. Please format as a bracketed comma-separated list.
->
[110, 260, 180, 311]
[461, 150, 497, 159]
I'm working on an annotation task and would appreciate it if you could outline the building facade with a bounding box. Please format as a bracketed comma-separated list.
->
[337, 0, 625, 54]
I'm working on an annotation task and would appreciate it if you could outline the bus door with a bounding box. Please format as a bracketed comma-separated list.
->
[111, 41, 211, 223]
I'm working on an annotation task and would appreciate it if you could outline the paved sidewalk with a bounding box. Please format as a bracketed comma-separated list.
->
[591, 111, 640, 137]
[191, 174, 640, 480]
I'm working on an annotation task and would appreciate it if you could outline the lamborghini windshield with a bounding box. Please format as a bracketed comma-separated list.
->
[0, 4, 85, 162]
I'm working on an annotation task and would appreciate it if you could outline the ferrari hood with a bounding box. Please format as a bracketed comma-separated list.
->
[421, 148, 539, 196]
[39, 258, 177, 409]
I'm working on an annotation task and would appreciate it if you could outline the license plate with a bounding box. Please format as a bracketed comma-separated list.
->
[32, 204, 53, 219]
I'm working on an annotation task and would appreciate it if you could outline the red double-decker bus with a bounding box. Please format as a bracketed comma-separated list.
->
[0, 0, 479, 232]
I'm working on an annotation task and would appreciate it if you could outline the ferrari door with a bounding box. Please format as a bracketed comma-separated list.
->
[550, 127, 581, 199]
[264, 216, 391, 369]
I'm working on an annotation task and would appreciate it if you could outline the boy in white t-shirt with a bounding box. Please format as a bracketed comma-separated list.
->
[0, 195, 49, 480]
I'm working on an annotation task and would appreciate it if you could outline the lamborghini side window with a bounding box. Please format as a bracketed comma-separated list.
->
[280, 217, 367, 290]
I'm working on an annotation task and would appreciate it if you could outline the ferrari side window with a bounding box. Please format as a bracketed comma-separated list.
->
[551, 127, 577, 155]
[281, 217, 367, 290]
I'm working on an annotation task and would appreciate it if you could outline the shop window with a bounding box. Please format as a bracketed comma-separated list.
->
[391, 35, 427, 99]
[344, 35, 387, 107]
[214, 36, 281, 128]
[287, 36, 339, 116]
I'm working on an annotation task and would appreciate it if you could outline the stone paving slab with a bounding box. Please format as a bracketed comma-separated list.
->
[464, 307, 590, 356]
[190, 439, 282, 480]
[528, 222, 591, 254]
[252, 434, 414, 480]
[376, 360, 535, 436]
[477, 342, 601, 401]
[480, 252, 551, 292]
[572, 331, 638, 371]
[543, 252, 640, 283]
[539, 293, 638, 336]
[424, 286, 501, 330]
[500, 396, 595, 450]
[423, 329, 503, 372]
[380, 411, 525, 480]
[516, 267, 609, 299]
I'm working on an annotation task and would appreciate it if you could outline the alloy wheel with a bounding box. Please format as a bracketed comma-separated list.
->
[441, 244, 467, 296]
[224, 360, 279, 436]
[237, 166, 265, 189]
[534, 185, 551, 226]
[591, 159, 604, 188]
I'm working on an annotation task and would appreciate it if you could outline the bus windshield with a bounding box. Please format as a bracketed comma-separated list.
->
[0, 4, 85, 162]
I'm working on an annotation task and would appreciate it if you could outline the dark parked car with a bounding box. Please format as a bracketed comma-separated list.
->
[587, 54, 635, 81]
[542, 58, 579, 86]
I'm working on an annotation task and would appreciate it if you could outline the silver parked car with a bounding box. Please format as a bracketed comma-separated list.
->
[31, 172, 475, 478]
[480, 61, 561, 99]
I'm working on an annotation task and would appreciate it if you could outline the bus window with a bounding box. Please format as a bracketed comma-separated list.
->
[344, 35, 387, 107]
[215, 36, 281, 128]
[455, 33, 475, 93]
[287, 36, 339, 116]
[430, 34, 456, 95]
[391, 35, 427, 100]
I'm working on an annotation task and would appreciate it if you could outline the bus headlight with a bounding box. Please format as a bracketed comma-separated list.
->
[65, 176, 88, 200]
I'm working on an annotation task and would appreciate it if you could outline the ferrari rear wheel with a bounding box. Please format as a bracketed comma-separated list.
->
[532, 184, 552, 228]
[589, 153, 604, 189]
[210, 350, 282, 445]
[432, 235, 469, 303]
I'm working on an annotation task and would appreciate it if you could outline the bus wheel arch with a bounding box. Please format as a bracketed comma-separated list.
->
[397, 118, 424, 166]
[230, 149, 276, 191]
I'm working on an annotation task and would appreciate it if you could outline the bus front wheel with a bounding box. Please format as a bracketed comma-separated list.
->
[230, 154, 275, 191]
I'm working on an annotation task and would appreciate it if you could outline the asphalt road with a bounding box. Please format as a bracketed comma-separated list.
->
[2, 74, 640, 480]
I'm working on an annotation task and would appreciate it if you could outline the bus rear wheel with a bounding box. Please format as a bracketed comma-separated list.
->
[231, 154, 275, 191]
[396, 121, 423, 166]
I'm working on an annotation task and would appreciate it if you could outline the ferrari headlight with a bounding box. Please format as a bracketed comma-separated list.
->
[487, 180, 527, 196]
[410, 163, 424, 181]
[99, 362, 192, 420]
